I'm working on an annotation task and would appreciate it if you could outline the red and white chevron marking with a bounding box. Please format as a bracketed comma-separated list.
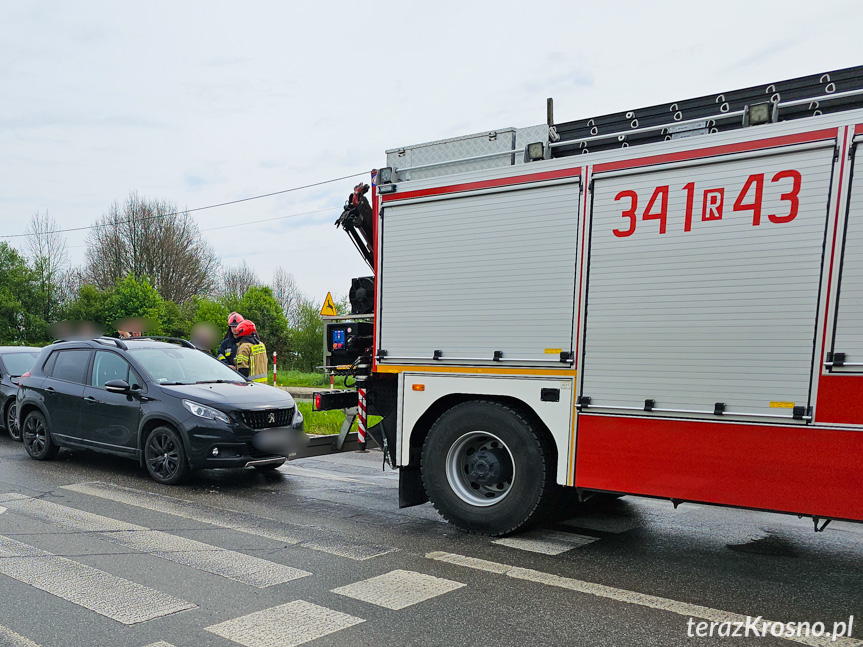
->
[357, 387, 367, 447]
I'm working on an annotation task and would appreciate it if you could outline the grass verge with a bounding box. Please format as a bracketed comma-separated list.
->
[270, 370, 329, 387]
[297, 400, 382, 435]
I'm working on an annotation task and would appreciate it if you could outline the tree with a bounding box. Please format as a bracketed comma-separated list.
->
[218, 261, 261, 306]
[24, 211, 69, 324]
[61, 284, 113, 332]
[289, 297, 324, 372]
[0, 242, 46, 344]
[270, 266, 302, 326]
[104, 275, 164, 334]
[84, 192, 220, 303]
[194, 297, 230, 335]
[160, 299, 195, 339]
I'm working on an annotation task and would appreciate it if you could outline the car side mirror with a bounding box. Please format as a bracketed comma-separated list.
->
[104, 379, 131, 393]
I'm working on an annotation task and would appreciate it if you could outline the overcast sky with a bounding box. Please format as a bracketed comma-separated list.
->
[1, 0, 861, 304]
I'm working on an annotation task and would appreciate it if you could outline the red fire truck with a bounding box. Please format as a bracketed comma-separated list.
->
[319, 66, 863, 536]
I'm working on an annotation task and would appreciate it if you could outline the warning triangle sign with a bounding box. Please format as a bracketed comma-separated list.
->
[320, 292, 338, 316]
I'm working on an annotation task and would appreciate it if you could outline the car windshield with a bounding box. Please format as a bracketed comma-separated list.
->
[1, 352, 41, 377]
[128, 346, 246, 385]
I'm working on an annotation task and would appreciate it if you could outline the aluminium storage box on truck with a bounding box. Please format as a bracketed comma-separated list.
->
[330, 67, 863, 536]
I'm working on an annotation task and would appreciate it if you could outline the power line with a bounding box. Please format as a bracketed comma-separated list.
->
[63, 206, 343, 249]
[201, 207, 340, 232]
[0, 172, 365, 239]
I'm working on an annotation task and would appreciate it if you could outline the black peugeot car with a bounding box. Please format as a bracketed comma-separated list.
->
[0, 346, 42, 441]
[16, 337, 305, 484]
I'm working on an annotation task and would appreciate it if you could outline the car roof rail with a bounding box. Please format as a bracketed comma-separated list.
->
[94, 337, 128, 350]
[50, 337, 128, 350]
[123, 336, 196, 349]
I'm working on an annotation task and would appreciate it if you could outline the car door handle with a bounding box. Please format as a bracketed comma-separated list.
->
[84, 396, 99, 405]
[45, 387, 55, 395]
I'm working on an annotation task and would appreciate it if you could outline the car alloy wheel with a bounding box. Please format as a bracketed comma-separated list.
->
[22, 411, 58, 460]
[6, 402, 21, 441]
[144, 427, 189, 484]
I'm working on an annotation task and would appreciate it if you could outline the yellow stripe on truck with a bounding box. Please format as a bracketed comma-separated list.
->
[375, 364, 576, 377]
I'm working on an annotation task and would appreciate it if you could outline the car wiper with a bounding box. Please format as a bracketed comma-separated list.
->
[160, 381, 193, 385]
[194, 379, 243, 384]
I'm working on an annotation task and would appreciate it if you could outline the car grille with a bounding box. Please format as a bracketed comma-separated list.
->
[239, 408, 294, 429]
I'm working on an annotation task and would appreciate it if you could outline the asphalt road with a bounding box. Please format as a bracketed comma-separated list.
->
[0, 433, 860, 647]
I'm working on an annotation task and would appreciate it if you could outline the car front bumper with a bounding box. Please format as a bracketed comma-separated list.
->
[182, 419, 307, 470]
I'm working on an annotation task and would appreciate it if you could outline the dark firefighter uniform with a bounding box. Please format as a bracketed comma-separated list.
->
[217, 331, 239, 367]
[235, 335, 268, 382]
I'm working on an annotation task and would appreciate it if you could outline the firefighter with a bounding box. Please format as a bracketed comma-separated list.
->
[234, 320, 268, 382]
[217, 312, 244, 368]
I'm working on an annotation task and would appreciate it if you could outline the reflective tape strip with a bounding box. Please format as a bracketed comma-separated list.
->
[357, 388, 366, 444]
[250, 373, 267, 381]
[251, 344, 266, 355]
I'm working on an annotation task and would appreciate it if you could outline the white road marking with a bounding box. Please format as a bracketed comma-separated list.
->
[140, 643, 176, 647]
[426, 552, 863, 647]
[560, 515, 640, 534]
[63, 482, 398, 561]
[0, 535, 195, 625]
[278, 464, 399, 483]
[331, 569, 465, 610]
[206, 600, 364, 647]
[1, 495, 311, 588]
[493, 529, 598, 555]
[0, 624, 40, 647]
[0, 507, 5, 516]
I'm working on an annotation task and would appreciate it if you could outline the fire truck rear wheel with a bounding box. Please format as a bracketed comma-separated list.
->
[421, 400, 555, 536]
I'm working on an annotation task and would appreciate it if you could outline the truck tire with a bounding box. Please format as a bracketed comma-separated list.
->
[421, 400, 555, 536]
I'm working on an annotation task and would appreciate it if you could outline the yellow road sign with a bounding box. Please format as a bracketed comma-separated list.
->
[320, 292, 338, 316]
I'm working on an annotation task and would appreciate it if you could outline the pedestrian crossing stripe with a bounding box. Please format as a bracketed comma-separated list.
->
[62, 482, 397, 561]
[207, 600, 364, 647]
[492, 528, 598, 555]
[0, 624, 40, 647]
[331, 570, 465, 610]
[0, 534, 195, 624]
[1, 494, 311, 588]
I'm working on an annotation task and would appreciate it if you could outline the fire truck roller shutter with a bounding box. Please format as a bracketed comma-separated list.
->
[581, 142, 836, 422]
[829, 141, 863, 371]
[379, 179, 580, 365]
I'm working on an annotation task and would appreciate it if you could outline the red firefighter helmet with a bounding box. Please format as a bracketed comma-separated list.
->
[235, 320, 257, 337]
[227, 312, 244, 327]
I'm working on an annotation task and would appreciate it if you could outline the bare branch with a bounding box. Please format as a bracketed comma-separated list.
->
[270, 266, 303, 326]
[84, 192, 220, 302]
[218, 261, 261, 302]
[25, 211, 70, 322]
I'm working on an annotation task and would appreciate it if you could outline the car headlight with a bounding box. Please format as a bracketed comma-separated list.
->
[183, 399, 230, 424]
[292, 407, 304, 429]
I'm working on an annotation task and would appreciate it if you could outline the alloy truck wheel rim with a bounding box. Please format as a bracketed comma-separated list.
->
[445, 431, 515, 507]
[147, 431, 180, 480]
[7, 404, 20, 440]
[24, 416, 46, 454]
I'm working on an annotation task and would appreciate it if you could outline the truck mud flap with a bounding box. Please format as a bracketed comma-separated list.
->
[366, 411, 397, 466]
[398, 466, 428, 508]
